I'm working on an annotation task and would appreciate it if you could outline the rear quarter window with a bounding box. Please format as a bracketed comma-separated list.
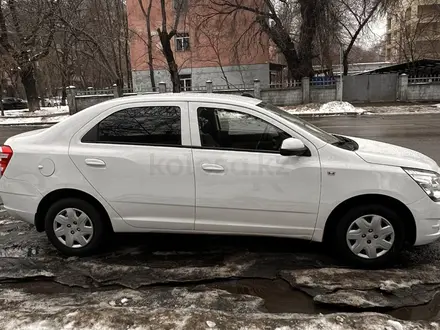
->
[82, 106, 181, 146]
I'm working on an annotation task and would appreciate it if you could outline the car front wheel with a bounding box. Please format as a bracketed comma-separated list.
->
[45, 198, 106, 256]
[334, 204, 405, 268]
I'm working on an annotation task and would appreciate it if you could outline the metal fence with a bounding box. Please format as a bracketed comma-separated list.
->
[310, 77, 337, 88]
[76, 89, 114, 96]
[269, 80, 302, 89]
[212, 84, 254, 91]
[409, 76, 440, 85]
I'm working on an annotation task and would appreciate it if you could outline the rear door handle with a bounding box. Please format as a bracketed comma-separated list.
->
[85, 158, 106, 167]
[201, 163, 225, 173]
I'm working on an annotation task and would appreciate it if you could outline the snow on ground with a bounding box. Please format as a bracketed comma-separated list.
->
[0, 115, 69, 125]
[2, 106, 69, 117]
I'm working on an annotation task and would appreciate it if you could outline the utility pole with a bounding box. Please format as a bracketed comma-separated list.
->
[339, 43, 344, 102]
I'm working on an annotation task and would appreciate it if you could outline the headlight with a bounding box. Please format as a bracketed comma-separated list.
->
[404, 168, 440, 202]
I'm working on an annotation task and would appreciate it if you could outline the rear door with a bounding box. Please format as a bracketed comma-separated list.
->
[69, 102, 195, 231]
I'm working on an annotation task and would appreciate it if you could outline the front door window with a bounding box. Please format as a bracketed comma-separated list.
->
[197, 107, 291, 152]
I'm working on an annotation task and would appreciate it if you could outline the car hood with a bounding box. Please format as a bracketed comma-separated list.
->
[349, 136, 439, 172]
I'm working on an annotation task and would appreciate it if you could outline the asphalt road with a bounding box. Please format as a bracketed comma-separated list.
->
[1, 114, 440, 163]
[309, 114, 440, 164]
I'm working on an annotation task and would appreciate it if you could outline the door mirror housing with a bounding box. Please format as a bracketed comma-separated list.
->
[280, 138, 310, 157]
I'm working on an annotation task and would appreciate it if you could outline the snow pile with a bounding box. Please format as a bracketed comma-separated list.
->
[379, 280, 422, 291]
[285, 101, 364, 115]
[320, 101, 365, 114]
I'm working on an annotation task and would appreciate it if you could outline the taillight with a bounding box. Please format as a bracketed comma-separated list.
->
[0, 146, 13, 176]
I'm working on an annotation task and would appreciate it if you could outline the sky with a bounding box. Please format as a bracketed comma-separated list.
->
[371, 18, 387, 39]
[361, 17, 387, 47]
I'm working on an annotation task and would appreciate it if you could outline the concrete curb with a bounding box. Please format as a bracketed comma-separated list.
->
[297, 112, 362, 118]
[0, 123, 55, 127]
[295, 111, 440, 118]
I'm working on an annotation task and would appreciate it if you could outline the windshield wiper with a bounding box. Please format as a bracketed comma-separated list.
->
[332, 135, 358, 151]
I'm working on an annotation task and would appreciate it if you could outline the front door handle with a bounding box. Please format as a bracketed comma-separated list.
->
[85, 158, 106, 167]
[201, 163, 225, 173]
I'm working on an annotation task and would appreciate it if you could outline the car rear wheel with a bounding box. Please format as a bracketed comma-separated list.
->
[45, 198, 106, 256]
[334, 204, 405, 268]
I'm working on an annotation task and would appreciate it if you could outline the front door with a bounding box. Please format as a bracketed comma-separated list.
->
[189, 102, 321, 238]
[69, 102, 195, 231]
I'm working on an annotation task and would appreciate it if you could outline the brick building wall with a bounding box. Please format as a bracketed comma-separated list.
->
[127, 0, 271, 90]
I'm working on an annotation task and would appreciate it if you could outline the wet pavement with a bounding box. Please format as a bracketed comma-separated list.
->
[2, 210, 440, 329]
[1, 114, 440, 328]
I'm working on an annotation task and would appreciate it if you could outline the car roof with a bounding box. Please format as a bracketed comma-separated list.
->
[37, 93, 263, 145]
[102, 93, 262, 106]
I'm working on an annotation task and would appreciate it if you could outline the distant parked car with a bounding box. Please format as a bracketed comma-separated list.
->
[1, 94, 440, 268]
[2, 97, 28, 110]
[43, 97, 62, 107]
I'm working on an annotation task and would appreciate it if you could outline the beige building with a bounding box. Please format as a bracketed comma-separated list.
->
[386, 0, 440, 63]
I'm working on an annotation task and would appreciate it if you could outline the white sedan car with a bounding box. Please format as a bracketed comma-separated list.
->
[1, 94, 439, 268]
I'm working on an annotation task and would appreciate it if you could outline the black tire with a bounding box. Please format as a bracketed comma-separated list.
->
[333, 204, 405, 269]
[45, 198, 107, 256]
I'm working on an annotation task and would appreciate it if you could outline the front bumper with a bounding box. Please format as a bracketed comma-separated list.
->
[0, 177, 41, 226]
[408, 196, 440, 246]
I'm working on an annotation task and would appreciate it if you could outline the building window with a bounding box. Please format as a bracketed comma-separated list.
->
[176, 33, 190, 51]
[174, 0, 188, 11]
[405, 7, 411, 21]
[418, 4, 440, 19]
[179, 74, 192, 91]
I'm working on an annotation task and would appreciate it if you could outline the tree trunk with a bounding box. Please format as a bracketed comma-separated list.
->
[61, 73, 67, 106]
[115, 77, 124, 96]
[0, 78, 4, 116]
[283, 52, 302, 81]
[297, 0, 318, 78]
[170, 63, 180, 93]
[20, 65, 40, 112]
[256, 16, 302, 81]
[146, 0, 156, 89]
[343, 52, 349, 76]
[159, 32, 180, 93]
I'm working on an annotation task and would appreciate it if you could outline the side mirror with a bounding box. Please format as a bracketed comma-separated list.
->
[280, 138, 310, 157]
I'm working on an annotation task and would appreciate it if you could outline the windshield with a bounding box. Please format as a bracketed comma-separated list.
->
[257, 102, 340, 144]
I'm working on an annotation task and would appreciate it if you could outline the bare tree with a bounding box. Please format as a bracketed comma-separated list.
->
[59, 0, 131, 96]
[195, 0, 329, 80]
[196, 27, 231, 87]
[334, 0, 396, 75]
[138, 0, 156, 89]
[0, 0, 60, 111]
[388, 1, 440, 64]
[157, 0, 187, 92]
